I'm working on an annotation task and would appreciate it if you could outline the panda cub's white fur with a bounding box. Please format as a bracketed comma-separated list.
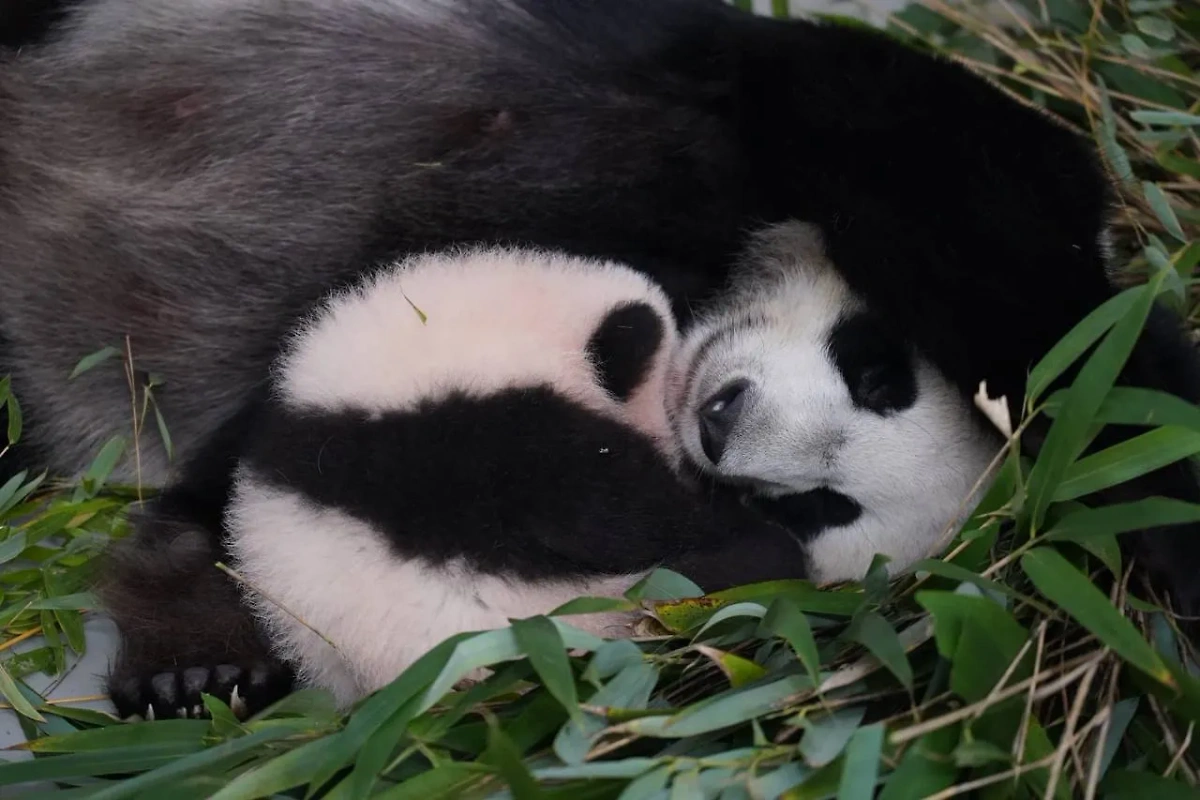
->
[224, 247, 678, 708]
[670, 222, 1001, 583]
[273, 247, 676, 439]
[227, 482, 637, 707]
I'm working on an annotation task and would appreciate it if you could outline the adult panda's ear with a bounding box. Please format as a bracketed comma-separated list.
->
[586, 302, 666, 403]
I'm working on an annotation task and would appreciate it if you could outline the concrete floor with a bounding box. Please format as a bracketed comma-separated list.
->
[0, 0, 918, 786]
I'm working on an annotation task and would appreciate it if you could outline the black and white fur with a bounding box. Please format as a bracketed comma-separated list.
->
[3, 0, 1199, 704]
[98, 246, 812, 717]
[672, 222, 1000, 584]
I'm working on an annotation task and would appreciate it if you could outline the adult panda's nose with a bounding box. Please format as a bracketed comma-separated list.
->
[698, 379, 749, 464]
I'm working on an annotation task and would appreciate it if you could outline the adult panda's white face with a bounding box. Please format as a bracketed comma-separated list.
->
[669, 222, 1001, 583]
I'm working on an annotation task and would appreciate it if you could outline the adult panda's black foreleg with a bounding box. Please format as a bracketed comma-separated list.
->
[96, 500, 295, 721]
[96, 389, 295, 721]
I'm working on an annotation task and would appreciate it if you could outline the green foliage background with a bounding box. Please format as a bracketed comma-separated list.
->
[2, 0, 1200, 797]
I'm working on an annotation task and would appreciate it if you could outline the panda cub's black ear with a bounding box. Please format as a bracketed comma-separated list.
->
[586, 302, 666, 403]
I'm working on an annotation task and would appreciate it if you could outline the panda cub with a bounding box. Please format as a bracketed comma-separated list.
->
[101, 245, 809, 716]
[672, 222, 1001, 583]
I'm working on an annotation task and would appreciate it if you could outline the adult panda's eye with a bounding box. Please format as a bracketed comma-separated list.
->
[855, 362, 913, 414]
[827, 312, 918, 415]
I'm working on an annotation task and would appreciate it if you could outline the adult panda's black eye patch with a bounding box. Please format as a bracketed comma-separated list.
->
[826, 311, 917, 414]
[586, 301, 665, 402]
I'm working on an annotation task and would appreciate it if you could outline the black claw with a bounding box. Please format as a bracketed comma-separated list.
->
[182, 666, 209, 696]
[213, 663, 243, 693]
[108, 661, 296, 722]
[150, 672, 178, 706]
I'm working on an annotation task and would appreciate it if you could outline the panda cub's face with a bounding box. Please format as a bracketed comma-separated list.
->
[669, 222, 1000, 582]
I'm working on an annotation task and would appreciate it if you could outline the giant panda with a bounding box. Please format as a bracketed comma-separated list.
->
[4, 0, 1200, 665]
[98, 244, 818, 719]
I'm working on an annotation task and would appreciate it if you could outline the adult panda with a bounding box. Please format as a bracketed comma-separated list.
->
[99, 236, 1000, 719]
[3, 0, 1199, 671]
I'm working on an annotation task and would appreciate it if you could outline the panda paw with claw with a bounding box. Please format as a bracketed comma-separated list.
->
[108, 660, 295, 722]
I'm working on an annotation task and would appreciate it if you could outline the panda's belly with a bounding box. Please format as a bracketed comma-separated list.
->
[224, 478, 641, 708]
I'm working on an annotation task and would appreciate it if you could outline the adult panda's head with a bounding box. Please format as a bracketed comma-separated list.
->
[669, 221, 1001, 584]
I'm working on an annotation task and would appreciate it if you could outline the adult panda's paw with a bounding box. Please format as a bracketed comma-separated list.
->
[108, 660, 295, 722]
[96, 504, 297, 721]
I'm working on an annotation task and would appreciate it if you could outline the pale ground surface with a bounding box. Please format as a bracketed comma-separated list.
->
[0, 0, 930, 779]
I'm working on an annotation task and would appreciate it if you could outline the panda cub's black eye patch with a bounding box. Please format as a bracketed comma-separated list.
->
[586, 301, 665, 402]
[826, 311, 917, 414]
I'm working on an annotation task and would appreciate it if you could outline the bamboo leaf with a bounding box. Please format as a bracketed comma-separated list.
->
[548, 596, 638, 617]
[1045, 497, 1200, 542]
[25, 592, 98, 611]
[20, 720, 209, 752]
[625, 568, 704, 602]
[799, 707, 866, 768]
[0, 743, 204, 786]
[843, 612, 913, 690]
[0, 660, 44, 722]
[554, 662, 659, 764]
[0, 531, 28, 565]
[1025, 287, 1139, 403]
[694, 602, 768, 637]
[759, 598, 822, 686]
[6, 391, 21, 445]
[511, 615, 581, 721]
[374, 763, 490, 800]
[1044, 386, 1200, 431]
[1121, 33, 1153, 59]
[481, 714, 544, 798]
[877, 726, 958, 800]
[1097, 77, 1135, 184]
[837, 724, 884, 800]
[1144, 182, 1187, 240]
[693, 646, 767, 688]
[627, 675, 811, 739]
[84, 727, 299, 800]
[1027, 272, 1169, 529]
[151, 397, 174, 462]
[909, 558, 1020, 602]
[1053, 426, 1200, 501]
[1131, 110, 1200, 127]
[69, 346, 122, 379]
[616, 765, 672, 800]
[77, 436, 128, 498]
[1135, 15, 1175, 40]
[1021, 548, 1172, 687]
